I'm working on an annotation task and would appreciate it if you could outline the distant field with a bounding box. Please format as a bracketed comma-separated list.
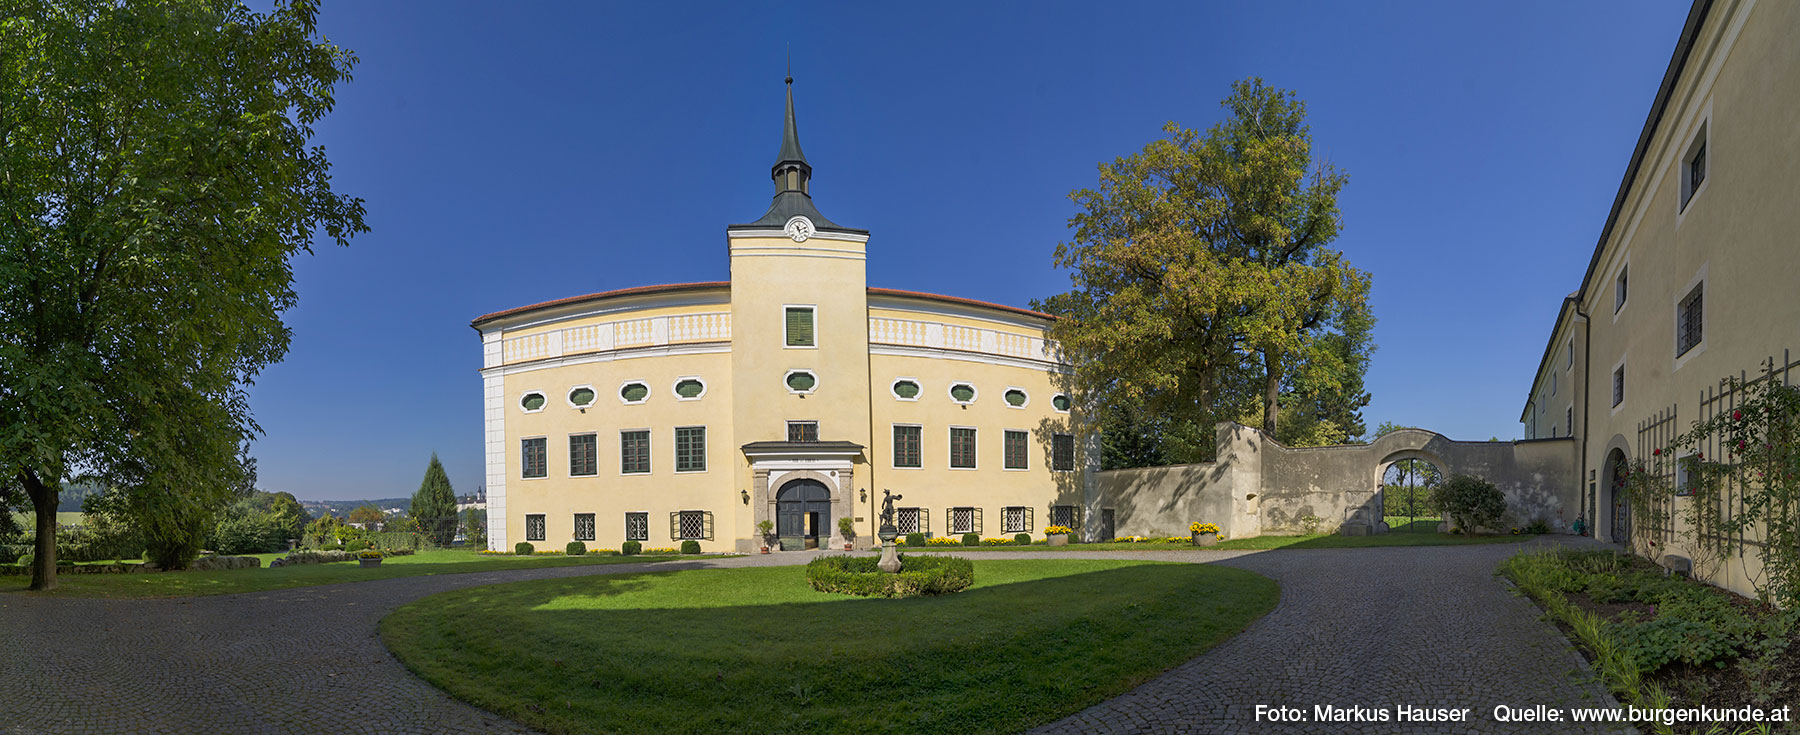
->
[9, 512, 85, 528]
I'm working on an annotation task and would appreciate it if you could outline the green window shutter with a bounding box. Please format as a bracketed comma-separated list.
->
[621, 383, 649, 402]
[785, 307, 815, 347]
[951, 384, 975, 402]
[522, 393, 546, 411]
[568, 388, 595, 406]
[669, 512, 680, 540]
[787, 372, 816, 392]
[894, 380, 919, 399]
[675, 379, 704, 398]
[1004, 389, 1026, 407]
[1052, 394, 1071, 411]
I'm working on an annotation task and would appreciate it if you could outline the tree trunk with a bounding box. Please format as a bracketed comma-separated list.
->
[20, 471, 57, 592]
[1261, 352, 1281, 436]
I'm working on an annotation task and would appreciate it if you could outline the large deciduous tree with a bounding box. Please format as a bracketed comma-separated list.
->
[0, 0, 365, 589]
[1039, 78, 1373, 464]
[409, 453, 457, 546]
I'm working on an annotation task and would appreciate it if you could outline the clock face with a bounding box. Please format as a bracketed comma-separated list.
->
[784, 216, 815, 243]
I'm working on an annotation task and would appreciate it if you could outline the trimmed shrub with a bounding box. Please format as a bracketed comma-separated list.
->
[514, 541, 535, 555]
[1014, 533, 1032, 545]
[680, 540, 701, 555]
[805, 554, 975, 598]
[18, 553, 33, 568]
[1433, 475, 1507, 533]
[282, 550, 358, 565]
[621, 540, 641, 555]
[566, 541, 587, 556]
[961, 532, 979, 547]
[904, 532, 925, 547]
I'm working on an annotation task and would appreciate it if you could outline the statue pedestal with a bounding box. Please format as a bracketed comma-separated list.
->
[877, 526, 901, 573]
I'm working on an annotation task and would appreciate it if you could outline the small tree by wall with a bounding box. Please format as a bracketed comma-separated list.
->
[1433, 475, 1505, 534]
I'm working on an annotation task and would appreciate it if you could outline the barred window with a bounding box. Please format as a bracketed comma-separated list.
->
[950, 428, 977, 469]
[574, 513, 595, 541]
[949, 506, 981, 535]
[1003, 430, 1028, 470]
[625, 512, 648, 541]
[521, 438, 547, 479]
[1612, 365, 1625, 408]
[1052, 433, 1076, 472]
[675, 426, 706, 472]
[569, 434, 597, 477]
[525, 513, 545, 541]
[672, 510, 713, 540]
[621, 430, 650, 474]
[787, 421, 818, 443]
[893, 425, 922, 468]
[897, 507, 923, 534]
[1052, 505, 1077, 529]
[1002, 506, 1033, 534]
[1677, 283, 1703, 357]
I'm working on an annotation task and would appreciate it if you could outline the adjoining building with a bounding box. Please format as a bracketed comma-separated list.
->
[1518, 0, 1799, 598]
[472, 77, 1094, 553]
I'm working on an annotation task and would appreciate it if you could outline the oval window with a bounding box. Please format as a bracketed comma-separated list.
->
[568, 387, 596, 407]
[786, 371, 816, 392]
[1052, 394, 1071, 412]
[1004, 389, 1027, 407]
[521, 392, 546, 411]
[950, 383, 976, 403]
[675, 379, 705, 398]
[620, 382, 649, 403]
[892, 380, 920, 399]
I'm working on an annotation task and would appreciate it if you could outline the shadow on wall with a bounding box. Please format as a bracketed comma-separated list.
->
[1098, 423, 1580, 540]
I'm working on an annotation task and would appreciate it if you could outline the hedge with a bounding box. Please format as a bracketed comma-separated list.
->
[805, 554, 974, 598]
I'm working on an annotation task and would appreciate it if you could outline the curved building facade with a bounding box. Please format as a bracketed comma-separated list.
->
[473, 79, 1091, 552]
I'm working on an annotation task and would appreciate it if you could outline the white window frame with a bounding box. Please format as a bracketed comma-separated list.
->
[525, 513, 546, 542]
[784, 369, 819, 396]
[568, 432, 599, 478]
[949, 507, 977, 535]
[1002, 429, 1030, 471]
[673, 425, 707, 474]
[520, 436, 549, 480]
[573, 512, 595, 542]
[786, 420, 820, 443]
[1675, 452, 1699, 496]
[891, 423, 923, 470]
[891, 377, 922, 402]
[948, 426, 978, 470]
[519, 390, 548, 414]
[896, 507, 921, 535]
[1610, 358, 1626, 415]
[1001, 386, 1030, 409]
[1002, 506, 1029, 534]
[783, 304, 818, 350]
[624, 511, 649, 542]
[619, 428, 652, 476]
[565, 384, 597, 409]
[1672, 263, 1708, 373]
[1612, 257, 1630, 321]
[617, 379, 651, 405]
[1051, 393, 1072, 414]
[947, 381, 979, 406]
[1676, 100, 1711, 224]
[672, 376, 707, 401]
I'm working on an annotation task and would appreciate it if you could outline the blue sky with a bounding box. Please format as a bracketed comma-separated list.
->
[254, 1, 1693, 500]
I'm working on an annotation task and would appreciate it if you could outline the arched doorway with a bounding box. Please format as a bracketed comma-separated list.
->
[1605, 448, 1631, 545]
[776, 479, 832, 550]
[1380, 457, 1445, 533]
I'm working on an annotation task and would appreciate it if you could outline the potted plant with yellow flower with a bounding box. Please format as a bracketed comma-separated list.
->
[1044, 525, 1074, 547]
[1190, 522, 1221, 546]
[358, 549, 384, 567]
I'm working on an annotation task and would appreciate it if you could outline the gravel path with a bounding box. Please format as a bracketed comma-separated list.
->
[0, 539, 1625, 734]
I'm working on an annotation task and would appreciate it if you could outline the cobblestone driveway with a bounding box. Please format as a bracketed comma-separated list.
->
[0, 539, 1623, 734]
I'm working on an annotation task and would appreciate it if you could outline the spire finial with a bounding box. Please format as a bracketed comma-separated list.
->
[785, 46, 792, 85]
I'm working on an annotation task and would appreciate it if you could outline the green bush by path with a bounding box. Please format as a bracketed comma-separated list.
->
[565, 541, 586, 556]
[621, 540, 641, 555]
[806, 554, 973, 597]
[380, 559, 1278, 735]
[514, 541, 534, 556]
[4, 549, 682, 599]
[680, 540, 700, 555]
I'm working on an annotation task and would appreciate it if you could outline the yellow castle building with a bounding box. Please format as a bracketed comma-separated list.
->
[472, 77, 1092, 553]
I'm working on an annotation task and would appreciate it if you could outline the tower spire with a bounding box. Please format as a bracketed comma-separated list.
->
[773, 72, 809, 186]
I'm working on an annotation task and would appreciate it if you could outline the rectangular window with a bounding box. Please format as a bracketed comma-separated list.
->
[787, 421, 819, 443]
[1052, 433, 1076, 472]
[1682, 125, 1707, 211]
[1677, 283, 1703, 357]
[897, 507, 923, 535]
[1676, 453, 1699, 496]
[521, 438, 547, 479]
[624, 512, 648, 541]
[573, 513, 595, 541]
[620, 430, 650, 474]
[1615, 266, 1628, 314]
[525, 513, 545, 542]
[893, 425, 922, 468]
[949, 427, 977, 469]
[675, 426, 706, 472]
[1003, 430, 1029, 470]
[1567, 339, 1574, 369]
[785, 306, 815, 347]
[1612, 364, 1625, 408]
[1052, 505, 1077, 529]
[569, 434, 597, 477]
[948, 506, 980, 535]
[1551, 371, 1557, 396]
[1567, 407, 1573, 436]
[672, 510, 712, 540]
[1001, 506, 1033, 534]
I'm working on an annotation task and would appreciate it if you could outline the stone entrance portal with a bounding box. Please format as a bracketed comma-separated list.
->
[775, 479, 832, 550]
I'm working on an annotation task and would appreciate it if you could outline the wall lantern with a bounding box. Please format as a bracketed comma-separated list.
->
[859, 488, 868, 503]
[740, 489, 750, 505]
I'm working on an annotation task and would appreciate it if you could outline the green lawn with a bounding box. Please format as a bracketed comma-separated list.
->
[895, 530, 1523, 553]
[1383, 516, 1444, 533]
[4, 549, 689, 599]
[9, 511, 84, 527]
[381, 558, 1278, 734]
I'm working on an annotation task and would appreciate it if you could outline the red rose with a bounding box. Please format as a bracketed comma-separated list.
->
[1653, 448, 1662, 456]
[1733, 410, 1743, 420]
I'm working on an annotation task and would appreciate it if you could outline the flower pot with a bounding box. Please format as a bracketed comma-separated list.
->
[1192, 532, 1218, 547]
[359, 558, 383, 567]
[1047, 534, 1069, 547]
[843, 543, 853, 551]
[760, 546, 770, 554]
